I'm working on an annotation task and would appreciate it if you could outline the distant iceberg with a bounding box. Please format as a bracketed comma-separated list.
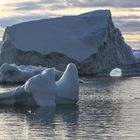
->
[133, 51, 140, 59]
[0, 63, 79, 106]
[110, 68, 122, 77]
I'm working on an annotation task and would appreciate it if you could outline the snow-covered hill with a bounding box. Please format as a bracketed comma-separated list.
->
[0, 10, 136, 74]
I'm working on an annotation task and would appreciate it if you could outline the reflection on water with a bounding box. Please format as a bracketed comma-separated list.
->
[0, 77, 140, 139]
[0, 105, 79, 140]
[0, 83, 21, 93]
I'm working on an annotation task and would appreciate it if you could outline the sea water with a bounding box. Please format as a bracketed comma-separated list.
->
[0, 77, 140, 139]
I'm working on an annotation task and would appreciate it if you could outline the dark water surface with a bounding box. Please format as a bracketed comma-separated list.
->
[0, 77, 140, 140]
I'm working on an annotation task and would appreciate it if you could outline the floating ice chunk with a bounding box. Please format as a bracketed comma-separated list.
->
[24, 68, 57, 106]
[0, 63, 40, 83]
[41, 68, 63, 81]
[0, 63, 63, 83]
[0, 63, 79, 106]
[110, 68, 122, 77]
[56, 63, 79, 104]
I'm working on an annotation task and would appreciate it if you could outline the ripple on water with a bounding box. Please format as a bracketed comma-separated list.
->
[0, 77, 139, 139]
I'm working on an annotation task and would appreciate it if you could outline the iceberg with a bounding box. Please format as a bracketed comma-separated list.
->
[109, 68, 122, 77]
[0, 63, 63, 83]
[0, 63, 79, 106]
[0, 10, 135, 74]
[133, 51, 140, 59]
[133, 51, 140, 63]
[56, 63, 79, 104]
[24, 68, 57, 106]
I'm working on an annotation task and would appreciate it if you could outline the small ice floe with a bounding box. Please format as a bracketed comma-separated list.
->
[0, 63, 79, 106]
[0, 63, 63, 83]
[110, 68, 122, 77]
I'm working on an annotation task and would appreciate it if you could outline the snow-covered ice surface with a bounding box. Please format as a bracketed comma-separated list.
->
[0, 63, 45, 83]
[0, 63, 79, 106]
[56, 63, 79, 104]
[0, 63, 63, 83]
[25, 68, 57, 106]
[3, 10, 110, 61]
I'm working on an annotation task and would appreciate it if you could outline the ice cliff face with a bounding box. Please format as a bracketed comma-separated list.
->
[0, 10, 136, 74]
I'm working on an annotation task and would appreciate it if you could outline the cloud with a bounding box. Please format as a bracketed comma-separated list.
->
[0, 13, 59, 27]
[2, 0, 140, 12]
[121, 21, 140, 32]
[14, 2, 43, 11]
[63, 0, 140, 8]
[112, 14, 140, 32]
[39, 0, 60, 3]
[0, 0, 140, 49]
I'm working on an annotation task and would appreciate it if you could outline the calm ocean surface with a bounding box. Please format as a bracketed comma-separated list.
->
[0, 77, 140, 140]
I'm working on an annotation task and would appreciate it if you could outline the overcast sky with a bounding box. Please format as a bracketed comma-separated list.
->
[0, 0, 140, 49]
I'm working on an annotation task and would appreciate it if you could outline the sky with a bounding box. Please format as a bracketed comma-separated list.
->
[0, 0, 140, 49]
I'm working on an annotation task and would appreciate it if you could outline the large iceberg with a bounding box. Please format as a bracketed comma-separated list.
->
[0, 10, 135, 74]
[0, 63, 79, 106]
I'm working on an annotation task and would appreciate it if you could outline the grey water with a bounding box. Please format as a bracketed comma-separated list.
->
[0, 77, 140, 140]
